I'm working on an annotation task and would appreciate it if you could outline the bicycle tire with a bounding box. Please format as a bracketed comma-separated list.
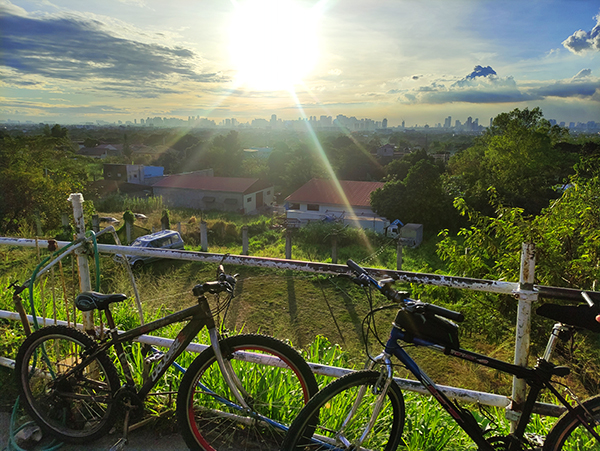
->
[543, 394, 600, 450]
[14, 325, 120, 444]
[282, 369, 405, 451]
[176, 334, 319, 451]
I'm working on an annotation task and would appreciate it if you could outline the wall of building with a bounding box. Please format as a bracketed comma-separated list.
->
[287, 202, 376, 218]
[153, 186, 274, 214]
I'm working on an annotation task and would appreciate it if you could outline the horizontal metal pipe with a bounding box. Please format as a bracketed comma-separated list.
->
[3, 236, 595, 302]
[0, 309, 566, 416]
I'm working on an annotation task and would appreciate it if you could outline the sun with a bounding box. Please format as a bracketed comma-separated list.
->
[228, 0, 320, 91]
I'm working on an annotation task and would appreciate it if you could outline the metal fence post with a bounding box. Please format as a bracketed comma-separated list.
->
[397, 238, 403, 270]
[285, 229, 292, 260]
[91, 214, 100, 233]
[242, 226, 249, 255]
[508, 243, 537, 430]
[331, 232, 338, 264]
[68, 193, 94, 334]
[200, 221, 208, 252]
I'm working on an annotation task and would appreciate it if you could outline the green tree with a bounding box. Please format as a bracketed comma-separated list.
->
[0, 135, 86, 234]
[123, 133, 132, 161]
[435, 174, 600, 385]
[445, 107, 575, 215]
[371, 159, 456, 232]
[324, 135, 384, 181]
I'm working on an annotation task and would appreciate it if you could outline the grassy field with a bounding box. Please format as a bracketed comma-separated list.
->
[0, 207, 591, 449]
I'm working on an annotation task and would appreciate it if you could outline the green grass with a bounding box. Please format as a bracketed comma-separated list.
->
[0, 213, 589, 449]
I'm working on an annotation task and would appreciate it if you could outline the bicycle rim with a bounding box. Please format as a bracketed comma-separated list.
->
[284, 370, 405, 451]
[177, 334, 318, 451]
[545, 395, 600, 451]
[16, 326, 119, 443]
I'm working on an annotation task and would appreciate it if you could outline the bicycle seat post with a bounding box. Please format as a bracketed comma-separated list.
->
[103, 306, 119, 337]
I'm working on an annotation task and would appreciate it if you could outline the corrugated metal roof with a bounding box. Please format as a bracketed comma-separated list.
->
[153, 174, 270, 194]
[285, 179, 384, 207]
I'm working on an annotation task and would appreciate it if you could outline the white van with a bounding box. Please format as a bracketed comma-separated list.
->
[126, 230, 184, 269]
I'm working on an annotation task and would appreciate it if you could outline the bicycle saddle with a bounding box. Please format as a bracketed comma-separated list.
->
[536, 303, 600, 333]
[75, 291, 128, 311]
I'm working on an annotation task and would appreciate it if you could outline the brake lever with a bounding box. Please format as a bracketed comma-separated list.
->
[351, 274, 371, 287]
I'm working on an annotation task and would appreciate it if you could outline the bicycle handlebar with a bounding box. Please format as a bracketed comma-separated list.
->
[346, 259, 464, 323]
[192, 273, 237, 297]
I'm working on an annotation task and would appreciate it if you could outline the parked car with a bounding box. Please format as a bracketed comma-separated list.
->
[125, 230, 185, 269]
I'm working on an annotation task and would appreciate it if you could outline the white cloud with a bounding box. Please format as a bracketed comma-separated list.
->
[562, 12, 600, 54]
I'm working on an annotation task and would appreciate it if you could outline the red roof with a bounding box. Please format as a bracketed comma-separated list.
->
[285, 179, 384, 207]
[153, 174, 271, 194]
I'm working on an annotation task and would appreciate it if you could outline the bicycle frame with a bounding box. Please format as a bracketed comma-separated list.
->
[63, 295, 251, 410]
[362, 324, 600, 450]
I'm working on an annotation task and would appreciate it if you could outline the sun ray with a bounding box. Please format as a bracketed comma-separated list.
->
[289, 89, 377, 257]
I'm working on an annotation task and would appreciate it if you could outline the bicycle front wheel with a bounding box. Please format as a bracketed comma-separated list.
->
[176, 334, 318, 451]
[282, 370, 405, 451]
[15, 325, 120, 444]
[544, 394, 600, 450]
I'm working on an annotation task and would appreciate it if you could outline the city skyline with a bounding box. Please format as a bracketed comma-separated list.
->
[3, 110, 599, 134]
[1, 0, 599, 126]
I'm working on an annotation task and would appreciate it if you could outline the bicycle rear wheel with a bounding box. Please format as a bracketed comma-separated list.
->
[15, 325, 120, 444]
[543, 394, 600, 450]
[176, 334, 318, 451]
[282, 369, 405, 451]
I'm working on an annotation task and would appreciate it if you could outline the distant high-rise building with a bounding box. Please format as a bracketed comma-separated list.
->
[382, 118, 388, 128]
[444, 116, 451, 128]
[401, 120, 405, 129]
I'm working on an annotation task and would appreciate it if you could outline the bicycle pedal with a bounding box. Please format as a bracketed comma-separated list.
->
[109, 437, 128, 451]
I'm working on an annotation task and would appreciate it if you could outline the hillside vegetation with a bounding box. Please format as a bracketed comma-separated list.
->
[1, 108, 600, 447]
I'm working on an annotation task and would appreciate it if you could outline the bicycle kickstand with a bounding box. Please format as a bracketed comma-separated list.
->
[109, 409, 131, 451]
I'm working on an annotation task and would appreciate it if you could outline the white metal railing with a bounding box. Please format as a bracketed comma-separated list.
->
[1, 193, 598, 420]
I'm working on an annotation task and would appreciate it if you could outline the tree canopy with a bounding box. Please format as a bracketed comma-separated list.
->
[0, 133, 88, 234]
[445, 107, 576, 215]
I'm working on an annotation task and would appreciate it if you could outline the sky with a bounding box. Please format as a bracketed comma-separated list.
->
[1, 0, 599, 127]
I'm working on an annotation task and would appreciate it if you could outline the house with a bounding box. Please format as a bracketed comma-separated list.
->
[78, 144, 122, 159]
[284, 178, 388, 232]
[103, 164, 164, 184]
[152, 174, 274, 214]
[376, 143, 396, 158]
[243, 147, 272, 159]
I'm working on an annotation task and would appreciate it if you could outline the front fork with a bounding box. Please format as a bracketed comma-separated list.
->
[209, 327, 251, 410]
[335, 353, 395, 448]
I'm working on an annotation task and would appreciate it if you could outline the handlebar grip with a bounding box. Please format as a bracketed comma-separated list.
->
[347, 259, 367, 275]
[193, 281, 229, 296]
[425, 304, 465, 322]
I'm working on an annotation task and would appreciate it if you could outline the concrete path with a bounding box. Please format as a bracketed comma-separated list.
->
[0, 411, 188, 450]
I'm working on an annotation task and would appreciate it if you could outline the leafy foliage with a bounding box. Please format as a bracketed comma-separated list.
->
[445, 107, 576, 215]
[371, 158, 457, 233]
[0, 133, 88, 234]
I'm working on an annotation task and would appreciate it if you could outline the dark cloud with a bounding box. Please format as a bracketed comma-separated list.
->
[531, 79, 599, 99]
[465, 65, 497, 79]
[0, 7, 225, 96]
[396, 66, 598, 105]
[573, 68, 592, 79]
[562, 13, 600, 54]
[453, 66, 499, 88]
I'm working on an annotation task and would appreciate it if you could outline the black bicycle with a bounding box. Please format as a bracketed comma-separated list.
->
[14, 265, 319, 451]
[282, 259, 600, 450]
